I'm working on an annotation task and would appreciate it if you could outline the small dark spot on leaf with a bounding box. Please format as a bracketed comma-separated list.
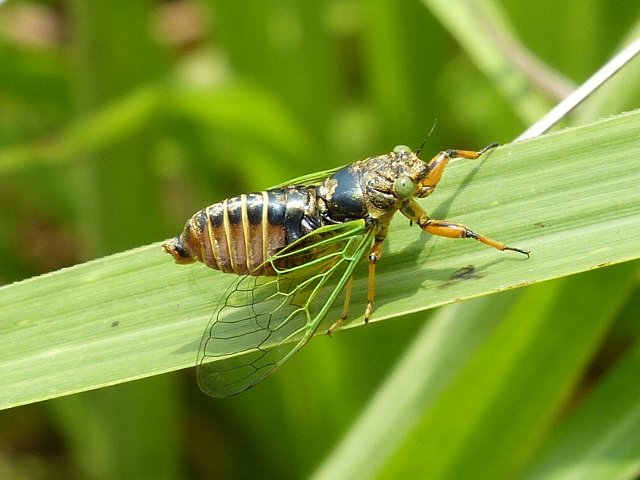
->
[439, 265, 483, 288]
[453, 265, 481, 281]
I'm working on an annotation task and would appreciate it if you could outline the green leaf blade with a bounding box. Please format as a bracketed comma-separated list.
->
[1, 110, 640, 410]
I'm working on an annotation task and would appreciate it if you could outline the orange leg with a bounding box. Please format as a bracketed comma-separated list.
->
[419, 144, 499, 197]
[364, 238, 384, 323]
[401, 200, 529, 256]
[326, 276, 353, 336]
[422, 219, 530, 256]
[326, 228, 389, 335]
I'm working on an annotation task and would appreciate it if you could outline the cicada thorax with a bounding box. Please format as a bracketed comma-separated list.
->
[163, 186, 332, 276]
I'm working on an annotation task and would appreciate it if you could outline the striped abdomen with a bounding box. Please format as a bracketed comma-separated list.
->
[163, 187, 322, 276]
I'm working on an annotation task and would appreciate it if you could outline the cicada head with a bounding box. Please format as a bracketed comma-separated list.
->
[360, 145, 429, 213]
[388, 145, 429, 201]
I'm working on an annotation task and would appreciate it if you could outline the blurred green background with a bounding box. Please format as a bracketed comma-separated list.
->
[1, 1, 639, 479]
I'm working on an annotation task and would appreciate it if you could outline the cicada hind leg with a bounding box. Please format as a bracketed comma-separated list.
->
[325, 276, 353, 336]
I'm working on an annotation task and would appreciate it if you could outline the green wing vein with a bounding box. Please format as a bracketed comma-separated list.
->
[196, 220, 374, 397]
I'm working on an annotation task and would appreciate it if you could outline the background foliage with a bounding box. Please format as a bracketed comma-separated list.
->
[0, 1, 639, 479]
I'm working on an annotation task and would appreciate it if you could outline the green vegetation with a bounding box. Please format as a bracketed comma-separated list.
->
[1, 1, 639, 479]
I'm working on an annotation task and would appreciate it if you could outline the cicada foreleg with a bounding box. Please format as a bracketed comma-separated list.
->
[401, 200, 530, 256]
[419, 143, 499, 197]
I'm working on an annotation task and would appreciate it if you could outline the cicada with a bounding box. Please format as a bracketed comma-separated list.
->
[164, 144, 529, 397]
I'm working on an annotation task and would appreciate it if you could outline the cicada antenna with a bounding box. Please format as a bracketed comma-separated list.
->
[416, 118, 438, 156]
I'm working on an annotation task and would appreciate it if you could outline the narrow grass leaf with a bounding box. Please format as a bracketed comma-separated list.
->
[1, 110, 639, 409]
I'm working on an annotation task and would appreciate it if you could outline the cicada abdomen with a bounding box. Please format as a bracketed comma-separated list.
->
[163, 186, 326, 276]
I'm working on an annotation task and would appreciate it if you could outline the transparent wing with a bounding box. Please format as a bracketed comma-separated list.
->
[197, 220, 374, 398]
[268, 164, 344, 189]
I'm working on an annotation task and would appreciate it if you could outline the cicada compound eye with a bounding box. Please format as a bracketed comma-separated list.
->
[394, 175, 415, 200]
[392, 145, 412, 155]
